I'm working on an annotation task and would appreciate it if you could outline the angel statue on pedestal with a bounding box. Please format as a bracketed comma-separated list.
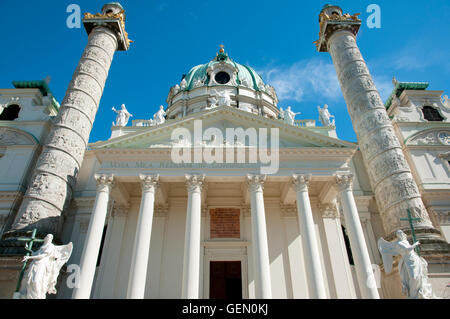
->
[18, 234, 73, 299]
[378, 230, 438, 299]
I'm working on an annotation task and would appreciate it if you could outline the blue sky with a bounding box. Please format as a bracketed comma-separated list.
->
[1, 0, 449, 143]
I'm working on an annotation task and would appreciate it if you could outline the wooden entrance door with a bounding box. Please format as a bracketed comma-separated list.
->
[209, 261, 242, 299]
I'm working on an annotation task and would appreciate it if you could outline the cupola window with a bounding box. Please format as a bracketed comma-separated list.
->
[215, 72, 230, 85]
[0, 104, 20, 121]
[422, 106, 444, 121]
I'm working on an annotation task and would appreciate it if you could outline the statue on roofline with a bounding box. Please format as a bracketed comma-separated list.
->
[318, 104, 335, 126]
[112, 103, 132, 127]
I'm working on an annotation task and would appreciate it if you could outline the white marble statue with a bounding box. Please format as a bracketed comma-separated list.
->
[180, 78, 187, 90]
[0, 104, 5, 116]
[207, 95, 218, 109]
[318, 104, 335, 126]
[216, 90, 232, 107]
[278, 107, 285, 120]
[378, 230, 438, 299]
[112, 104, 132, 127]
[153, 105, 166, 125]
[20, 234, 73, 299]
[173, 84, 180, 95]
[283, 106, 301, 125]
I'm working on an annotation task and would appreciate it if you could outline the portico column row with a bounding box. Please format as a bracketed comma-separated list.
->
[73, 174, 114, 299]
[292, 174, 327, 299]
[335, 173, 380, 299]
[182, 174, 205, 299]
[127, 174, 159, 299]
[247, 174, 272, 299]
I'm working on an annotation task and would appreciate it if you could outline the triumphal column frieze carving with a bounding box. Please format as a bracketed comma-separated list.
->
[314, 5, 437, 242]
[5, 3, 130, 239]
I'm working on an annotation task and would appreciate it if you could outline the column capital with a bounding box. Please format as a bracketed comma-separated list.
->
[334, 173, 354, 192]
[185, 174, 205, 193]
[314, 5, 362, 52]
[94, 174, 114, 193]
[246, 174, 266, 193]
[83, 3, 131, 51]
[139, 174, 159, 193]
[318, 202, 340, 219]
[291, 174, 311, 193]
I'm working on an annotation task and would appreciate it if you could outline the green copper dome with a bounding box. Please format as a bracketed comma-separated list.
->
[181, 48, 266, 92]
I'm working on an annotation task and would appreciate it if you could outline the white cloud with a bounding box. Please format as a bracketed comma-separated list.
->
[257, 58, 341, 103]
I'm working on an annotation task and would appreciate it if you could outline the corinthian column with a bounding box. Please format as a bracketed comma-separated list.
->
[5, 3, 130, 238]
[73, 174, 114, 299]
[314, 5, 436, 240]
[127, 174, 159, 299]
[182, 174, 205, 299]
[335, 173, 379, 299]
[247, 174, 272, 299]
[292, 174, 327, 299]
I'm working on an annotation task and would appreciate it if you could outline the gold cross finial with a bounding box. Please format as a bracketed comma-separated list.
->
[219, 44, 224, 53]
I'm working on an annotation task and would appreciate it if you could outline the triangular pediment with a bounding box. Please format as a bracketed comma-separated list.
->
[90, 106, 356, 150]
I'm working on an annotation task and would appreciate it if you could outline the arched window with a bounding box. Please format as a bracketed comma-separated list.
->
[0, 104, 20, 121]
[422, 106, 444, 121]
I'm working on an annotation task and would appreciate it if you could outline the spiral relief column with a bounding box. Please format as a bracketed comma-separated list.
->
[314, 5, 440, 243]
[4, 3, 130, 239]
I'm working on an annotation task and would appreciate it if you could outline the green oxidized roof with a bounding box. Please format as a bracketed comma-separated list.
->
[12, 80, 60, 112]
[182, 50, 265, 92]
[385, 81, 429, 109]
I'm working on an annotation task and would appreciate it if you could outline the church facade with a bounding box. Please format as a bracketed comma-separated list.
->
[0, 3, 449, 299]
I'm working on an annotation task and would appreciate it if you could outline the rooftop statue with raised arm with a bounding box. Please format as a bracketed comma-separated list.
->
[112, 103, 133, 126]
[283, 106, 301, 126]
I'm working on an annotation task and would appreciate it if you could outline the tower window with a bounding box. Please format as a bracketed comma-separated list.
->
[215, 72, 231, 85]
[422, 106, 444, 121]
[0, 104, 20, 121]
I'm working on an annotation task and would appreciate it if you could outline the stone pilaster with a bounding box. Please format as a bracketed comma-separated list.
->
[314, 5, 437, 241]
[5, 3, 130, 238]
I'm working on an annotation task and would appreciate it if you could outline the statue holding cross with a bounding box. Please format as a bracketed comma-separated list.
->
[13, 230, 73, 299]
[377, 209, 438, 298]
